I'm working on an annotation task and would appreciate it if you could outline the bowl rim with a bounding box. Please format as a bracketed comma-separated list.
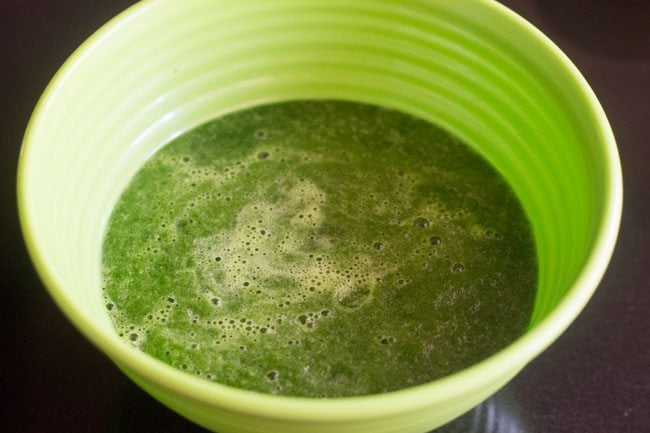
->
[17, 0, 622, 420]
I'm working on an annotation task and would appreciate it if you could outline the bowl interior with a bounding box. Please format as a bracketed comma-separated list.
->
[19, 0, 621, 430]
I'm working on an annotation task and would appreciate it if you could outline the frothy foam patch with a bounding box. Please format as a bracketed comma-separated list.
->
[191, 176, 382, 318]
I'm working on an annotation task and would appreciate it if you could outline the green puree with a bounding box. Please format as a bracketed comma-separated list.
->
[103, 100, 537, 397]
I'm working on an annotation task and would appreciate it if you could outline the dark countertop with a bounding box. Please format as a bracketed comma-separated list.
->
[1, 1, 648, 432]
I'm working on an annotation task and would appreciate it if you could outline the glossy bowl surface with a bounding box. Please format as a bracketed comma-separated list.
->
[18, 1, 622, 432]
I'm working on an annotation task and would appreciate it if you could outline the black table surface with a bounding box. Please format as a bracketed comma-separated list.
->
[1, 1, 648, 432]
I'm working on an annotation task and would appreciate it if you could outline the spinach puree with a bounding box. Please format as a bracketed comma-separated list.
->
[103, 100, 537, 397]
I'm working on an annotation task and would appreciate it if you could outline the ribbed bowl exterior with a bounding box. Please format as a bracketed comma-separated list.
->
[18, 1, 621, 432]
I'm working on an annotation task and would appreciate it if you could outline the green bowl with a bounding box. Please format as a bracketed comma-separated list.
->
[17, 1, 622, 432]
